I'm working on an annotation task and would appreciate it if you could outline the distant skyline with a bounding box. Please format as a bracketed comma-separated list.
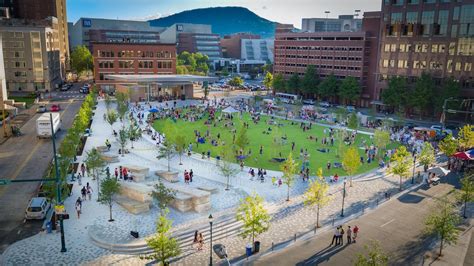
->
[67, 0, 380, 27]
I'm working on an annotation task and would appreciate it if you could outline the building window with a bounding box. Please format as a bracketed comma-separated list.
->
[465, 62, 472, 71]
[14, 71, 27, 77]
[455, 62, 462, 71]
[430, 61, 442, 69]
[439, 44, 446, 53]
[431, 44, 439, 53]
[459, 4, 474, 36]
[423, 0, 435, 3]
[453, 6, 460, 20]
[407, 0, 419, 4]
[447, 60, 453, 72]
[436, 10, 449, 36]
[421, 11, 435, 35]
[451, 25, 458, 37]
[449, 42, 456, 55]
[390, 44, 397, 52]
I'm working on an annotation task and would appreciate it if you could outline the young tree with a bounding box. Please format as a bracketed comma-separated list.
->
[272, 74, 287, 93]
[128, 124, 142, 149]
[457, 124, 474, 151]
[235, 126, 250, 153]
[318, 73, 338, 100]
[389, 146, 412, 191]
[354, 240, 389, 266]
[348, 112, 359, 130]
[117, 102, 128, 122]
[157, 138, 176, 172]
[439, 134, 458, 156]
[281, 153, 298, 201]
[151, 182, 176, 215]
[174, 134, 186, 165]
[457, 173, 474, 219]
[106, 109, 118, 134]
[236, 193, 271, 247]
[301, 65, 319, 98]
[104, 94, 113, 110]
[338, 76, 361, 105]
[98, 176, 121, 222]
[142, 209, 181, 265]
[263, 72, 273, 91]
[84, 148, 106, 198]
[303, 168, 330, 228]
[342, 146, 362, 186]
[218, 145, 240, 190]
[374, 130, 390, 159]
[287, 73, 300, 94]
[117, 128, 129, 157]
[418, 142, 436, 172]
[228, 76, 244, 88]
[70, 45, 93, 76]
[424, 197, 461, 256]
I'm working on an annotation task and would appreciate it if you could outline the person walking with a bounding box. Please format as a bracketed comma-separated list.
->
[331, 226, 339, 246]
[347, 226, 352, 244]
[114, 168, 118, 180]
[193, 230, 199, 250]
[339, 226, 345, 245]
[87, 186, 93, 200]
[81, 163, 86, 177]
[198, 232, 204, 251]
[75, 201, 81, 219]
[353, 225, 359, 243]
[189, 169, 194, 182]
[77, 173, 82, 186]
[81, 186, 87, 200]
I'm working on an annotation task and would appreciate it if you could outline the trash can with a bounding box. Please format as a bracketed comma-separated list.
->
[254, 241, 261, 253]
[46, 222, 52, 233]
[245, 244, 252, 257]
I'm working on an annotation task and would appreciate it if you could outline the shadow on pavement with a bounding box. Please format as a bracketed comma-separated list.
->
[296, 243, 350, 265]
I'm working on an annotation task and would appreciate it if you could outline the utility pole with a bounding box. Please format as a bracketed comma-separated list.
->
[341, 179, 346, 217]
[50, 113, 67, 252]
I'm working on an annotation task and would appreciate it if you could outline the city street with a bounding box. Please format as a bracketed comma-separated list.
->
[252, 175, 470, 266]
[0, 84, 84, 253]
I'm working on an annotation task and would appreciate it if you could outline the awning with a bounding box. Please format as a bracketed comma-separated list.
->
[427, 166, 450, 176]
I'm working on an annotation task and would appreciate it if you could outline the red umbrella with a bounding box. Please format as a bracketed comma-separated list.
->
[452, 151, 471, 160]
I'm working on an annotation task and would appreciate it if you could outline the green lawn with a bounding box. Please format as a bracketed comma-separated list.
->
[153, 112, 397, 176]
[9, 96, 36, 108]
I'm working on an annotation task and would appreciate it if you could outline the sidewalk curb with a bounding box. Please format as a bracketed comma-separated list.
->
[234, 182, 424, 265]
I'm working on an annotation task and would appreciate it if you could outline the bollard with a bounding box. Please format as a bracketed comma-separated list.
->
[272, 241, 274, 251]
[332, 217, 335, 226]
[377, 198, 379, 205]
[294, 233, 297, 242]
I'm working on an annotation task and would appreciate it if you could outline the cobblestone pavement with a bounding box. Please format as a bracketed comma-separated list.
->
[0, 99, 430, 266]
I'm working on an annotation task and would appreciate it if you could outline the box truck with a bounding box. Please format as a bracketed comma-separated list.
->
[36, 112, 61, 138]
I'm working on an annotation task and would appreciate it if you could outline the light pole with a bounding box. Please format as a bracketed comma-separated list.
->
[209, 214, 214, 266]
[411, 155, 416, 184]
[341, 178, 346, 217]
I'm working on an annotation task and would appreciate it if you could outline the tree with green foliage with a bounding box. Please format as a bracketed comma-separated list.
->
[236, 193, 271, 247]
[104, 94, 113, 110]
[218, 145, 240, 190]
[142, 209, 181, 265]
[374, 130, 390, 158]
[221, 68, 230, 77]
[319, 73, 338, 100]
[235, 126, 250, 153]
[174, 134, 186, 165]
[228, 76, 244, 88]
[458, 173, 474, 219]
[281, 153, 298, 201]
[348, 112, 359, 130]
[354, 240, 389, 266]
[381, 76, 406, 111]
[411, 72, 434, 117]
[343, 147, 362, 186]
[272, 73, 287, 93]
[424, 197, 461, 256]
[151, 182, 176, 215]
[98, 176, 121, 222]
[287, 73, 300, 94]
[158, 138, 175, 172]
[338, 76, 361, 105]
[70, 45, 93, 75]
[263, 72, 273, 91]
[389, 146, 412, 190]
[84, 148, 106, 198]
[457, 124, 474, 151]
[418, 142, 436, 172]
[128, 123, 142, 149]
[433, 77, 460, 115]
[304, 168, 330, 228]
[439, 134, 458, 156]
[106, 109, 118, 134]
[203, 82, 210, 100]
[117, 128, 129, 157]
[301, 65, 319, 97]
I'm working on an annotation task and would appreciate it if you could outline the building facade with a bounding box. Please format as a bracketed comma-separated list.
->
[274, 12, 381, 107]
[0, 18, 62, 92]
[302, 15, 363, 33]
[240, 38, 274, 62]
[0, 33, 7, 102]
[220, 33, 261, 58]
[177, 33, 222, 60]
[92, 42, 177, 92]
[377, 0, 474, 100]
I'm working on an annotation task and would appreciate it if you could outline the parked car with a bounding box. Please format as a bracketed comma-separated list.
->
[346, 106, 356, 113]
[79, 87, 89, 94]
[36, 105, 47, 113]
[319, 101, 331, 108]
[431, 125, 453, 135]
[60, 83, 72, 91]
[303, 99, 316, 105]
[25, 197, 51, 220]
[50, 104, 60, 112]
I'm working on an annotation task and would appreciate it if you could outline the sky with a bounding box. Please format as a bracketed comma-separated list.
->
[67, 0, 381, 27]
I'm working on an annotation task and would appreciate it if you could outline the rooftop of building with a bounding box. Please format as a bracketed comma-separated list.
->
[0, 16, 58, 28]
[91, 41, 177, 47]
[105, 74, 218, 84]
[302, 15, 362, 21]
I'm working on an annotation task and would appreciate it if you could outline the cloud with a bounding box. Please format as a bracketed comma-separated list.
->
[262, 6, 267, 10]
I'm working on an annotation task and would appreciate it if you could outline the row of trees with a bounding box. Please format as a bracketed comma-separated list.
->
[176, 51, 210, 75]
[381, 73, 461, 117]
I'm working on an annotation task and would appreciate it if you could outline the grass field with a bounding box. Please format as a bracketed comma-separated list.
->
[153, 112, 397, 176]
[9, 96, 36, 108]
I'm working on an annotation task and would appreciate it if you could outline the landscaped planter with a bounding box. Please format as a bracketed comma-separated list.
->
[155, 170, 179, 183]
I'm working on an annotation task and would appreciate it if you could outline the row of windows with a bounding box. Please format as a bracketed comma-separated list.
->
[382, 59, 472, 72]
[97, 50, 174, 58]
[276, 54, 362, 61]
[110, 60, 173, 69]
[276, 72, 363, 81]
[385, 0, 460, 5]
[277, 63, 362, 71]
[383, 41, 473, 55]
[277, 46, 364, 51]
[277, 37, 364, 41]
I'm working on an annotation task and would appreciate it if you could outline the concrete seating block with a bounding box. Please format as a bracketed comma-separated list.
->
[193, 202, 211, 213]
[119, 182, 153, 204]
[197, 185, 219, 194]
[171, 192, 193, 212]
[123, 165, 149, 177]
[101, 154, 119, 163]
[96, 146, 108, 153]
[155, 170, 179, 183]
[132, 173, 147, 182]
[115, 196, 150, 214]
[162, 182, 211, 213]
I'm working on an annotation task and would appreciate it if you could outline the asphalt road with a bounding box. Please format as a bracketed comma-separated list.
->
[252, 175, 463, 266]
[0, 84, 84, 253]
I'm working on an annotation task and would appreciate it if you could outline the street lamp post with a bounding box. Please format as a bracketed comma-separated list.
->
[209, 214, 213, 266]
[411, 155, 416, 184]
[341, 179, 346, 217]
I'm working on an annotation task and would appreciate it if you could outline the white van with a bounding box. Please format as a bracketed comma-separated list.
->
[25, 197, 51, 220]
[36, 112, 61, 138]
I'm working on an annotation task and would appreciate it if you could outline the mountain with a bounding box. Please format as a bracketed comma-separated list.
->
[149, 7, 277, 38]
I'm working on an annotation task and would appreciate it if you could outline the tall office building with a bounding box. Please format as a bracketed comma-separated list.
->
[0, 34, 7, 101]
[221, 33, 261, 58]
[177, 33, 222, 60]
[302, 15, 363, 33]
[240, 39, 274, 62]
[377, 0, 474, 100]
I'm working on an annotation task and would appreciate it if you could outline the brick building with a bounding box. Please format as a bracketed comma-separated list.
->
[177, 33, 222, 60]
[220, 33, 261, 59]
[377, 0, 474, 100]
[274, 12, 381, 107]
